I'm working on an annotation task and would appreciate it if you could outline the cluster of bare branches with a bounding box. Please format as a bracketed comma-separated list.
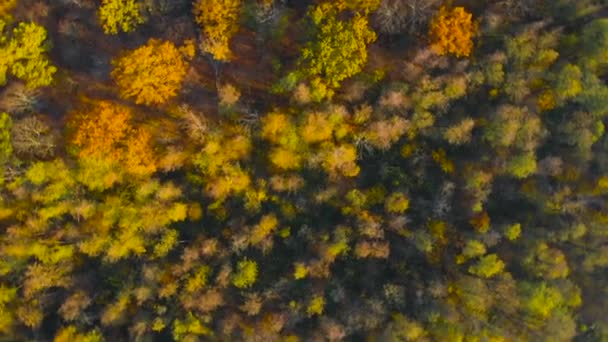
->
[371, 0, 440, 35]
[12, 116, 57, 159]
[0, 83, 41, 115]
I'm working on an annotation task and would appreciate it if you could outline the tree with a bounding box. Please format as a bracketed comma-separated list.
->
[59, 292, 91, 322]
[428, 6, 476, 57]
[553, 64, 583, 103]
[484, 105, 544, 152]
[98, 0, 144, 35]
[385, 314, 427, 341]
[172, 312, 212, 340]
[457, 240, 486, 264]
[362, 116, 410, 150]
[193, 0, 241, 61]
[193, 125, 252, 201]
[581, 19, 608, 69]
[385, 192, 410, 214]
[69, 100, 157, 179]
[293, 4, 377, 101]
[299, 111, 334, 144]
[468, 254, 505, 278]
[0, 83, 41, 115]
[321, 144, 360, 178]
[506, 152, 537, 179]
[111, 39, 189, 105]
[232, 258, 258, 288]
[372, 0, 439, 34]
[444, 118, 475, 145]
[54, 326, 103, 342]
[306, 295, 326, 317]
[520, 282, 563, 319]
[250, 214, 279, 244]
[11, 115, 56, 159]
[524, 243, 569, 280]
[0, 20, 56, 88]
[218, 83, 241, 108]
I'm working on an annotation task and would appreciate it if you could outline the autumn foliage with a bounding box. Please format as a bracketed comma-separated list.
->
[98, 0, 144, 34]
[2, 0, 608, 341]
[193, 0, 241, 61]
[0, 20, 56, 88]
[111, 39, 188, 105]
[429, 6, 476, 57]
[69, 100, 157, 176]
[298, 3, 377, 101]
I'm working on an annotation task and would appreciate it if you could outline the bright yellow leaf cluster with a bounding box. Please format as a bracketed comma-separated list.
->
[306, 295, 325, 317]
[232, 258, 258, 288]
[302, 5, 377, 101]
[429, 6, 477, 58]
[98, 0, 144, 35]
[250, 213, 279, 244]
[0, 21, 57, 88]
[193, 0, 241, 61]
[194, 125, 252, 200]
[261, 106, 361, 178]
[112, 39, 188, 105]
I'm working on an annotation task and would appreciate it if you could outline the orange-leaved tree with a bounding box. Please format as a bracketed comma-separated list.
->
[69, 100, 157, 177]
[428, 6, 476, 58]
[193, 0, 241, 61]
[111, 39, 189, 105]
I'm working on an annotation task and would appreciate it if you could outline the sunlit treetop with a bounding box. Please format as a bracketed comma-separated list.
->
[293, 3, 376, 101]
[232, 258, 258, 288]
[111, 39, 190, 105]
[193, 0, 241, 61]
[98, 0, 144, 35]
[0, 20, 56, 88]
[54, 326, 103, 342]
[429, 6, 477, 57]
[0, 0, 16, 17]
[69, 100, 157, 177]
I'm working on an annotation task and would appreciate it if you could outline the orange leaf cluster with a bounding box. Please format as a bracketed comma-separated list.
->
[429, 6, 476, 58]
[70, 100, 157, 176]
[111, 39, 188, 105]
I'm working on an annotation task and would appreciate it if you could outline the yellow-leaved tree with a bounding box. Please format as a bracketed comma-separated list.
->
[98, 0, 144, 35]
[0, 20, 57, 88]
[429, 6, 477, 58]
[287, 2, 376, 101]
[111, 39, 190, 105]
[193, 0, 241, 61]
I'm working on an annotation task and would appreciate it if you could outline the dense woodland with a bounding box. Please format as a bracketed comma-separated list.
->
[1, 0, 608, 340]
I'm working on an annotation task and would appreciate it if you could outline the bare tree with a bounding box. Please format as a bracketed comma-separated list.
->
[175, 105, 209, 143]
[0, 83, 41, 115]
[11, 116, 57, 159]
[372, 0, 439, 35]
[498, 0, 545, 18]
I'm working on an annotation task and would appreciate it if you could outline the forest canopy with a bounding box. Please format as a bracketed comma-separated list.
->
[0, 0, 608, 341]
